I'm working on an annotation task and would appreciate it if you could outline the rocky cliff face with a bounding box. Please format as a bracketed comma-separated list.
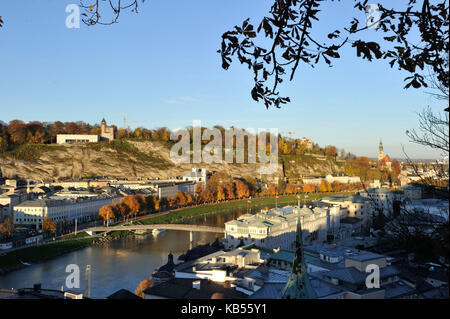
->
[0, 140, 343, 180]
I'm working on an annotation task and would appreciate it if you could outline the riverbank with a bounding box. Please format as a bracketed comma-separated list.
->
[0, 192, 352, 275]
[0, 230, 136, 275]
[0, 233, 96, 275]
[137, 192, 348, 225]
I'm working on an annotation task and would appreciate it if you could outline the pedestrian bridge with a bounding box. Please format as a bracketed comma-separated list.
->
[85, 224, 225, 241]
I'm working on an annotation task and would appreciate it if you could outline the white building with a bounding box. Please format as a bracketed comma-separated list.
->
[13, 194, 122, 229]
[302, 174, 361, 186]
[403, 185, 422, 201]
[183, 168, 208, 184]
[155, 183, 179, 199]
[177, 182, 196, 195]
[56, 119, 114, 144]
[359, 188, 395, 216]
[0, 193, 22, 219]
[224, 205, 341, 250]
[56, 134, 99, 144]
[321, 194, 373, 229]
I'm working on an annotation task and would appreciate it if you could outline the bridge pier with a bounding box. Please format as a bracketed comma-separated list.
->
[189, 231, 193, 244]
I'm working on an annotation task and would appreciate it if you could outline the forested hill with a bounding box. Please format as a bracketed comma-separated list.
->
[0, 139, 347, 181]
[0, 121, 400, 182]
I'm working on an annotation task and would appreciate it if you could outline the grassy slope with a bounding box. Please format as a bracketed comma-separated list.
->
[0, 234, 95, 270]
[138, 193, 344, 225]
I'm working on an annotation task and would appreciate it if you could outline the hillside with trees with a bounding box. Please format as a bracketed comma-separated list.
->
[0, 120, 400, 183]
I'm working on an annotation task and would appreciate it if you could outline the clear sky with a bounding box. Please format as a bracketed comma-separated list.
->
[0, 0, 445, 160]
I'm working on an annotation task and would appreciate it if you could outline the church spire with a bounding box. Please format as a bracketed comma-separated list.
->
[378, 139, 384, 162]
[281, 197, 316, 299]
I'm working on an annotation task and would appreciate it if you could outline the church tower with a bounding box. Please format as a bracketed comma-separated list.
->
[100, 118, 114, 142]
[282, 199, 317, 299]
[101, 118, 106, 133]
[378, 139, 384, 162]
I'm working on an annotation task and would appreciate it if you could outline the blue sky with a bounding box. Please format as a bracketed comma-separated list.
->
[0, 0, 445, 159]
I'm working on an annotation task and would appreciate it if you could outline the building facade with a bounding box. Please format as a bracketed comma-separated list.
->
[56, 119, 114, 144]
[224, 205, 341, 250]
[183, 168, 208, 184]
[13, 194, 122, 229]
[321, 194, 373, 229]
[100, 118, 115, 142]
[56, 134, 99, 144]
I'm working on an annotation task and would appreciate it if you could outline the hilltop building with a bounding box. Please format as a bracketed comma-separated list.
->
[301, 137, 313, 149]
[378, 139, 384, 162]
[100, 118, 114, 142]
[56, 119, 115, 144]
[377, 139, 392, 170]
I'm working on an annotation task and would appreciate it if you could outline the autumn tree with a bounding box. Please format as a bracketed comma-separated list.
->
[184, 192, 194, 205]
[7, 120, 27, 145]
[135, 194, 147, 212]
[135, 276, 152, 299]
[302, 183, 316, 193]
[159, 197, 169, 209]
[235, 180, 250, 199]
[42, 216, 56, 234]
[243, 176, 259, 195]
[167, 196, 177, 207]
[194, 184, 206, 203]
[99, 205, 115, 223]
[324, 146, 337, 158]
[0, 214, 15, 238]
[153, 196, 160, 211]
[345, 156, 372, 180]
[391, 160, 402, 177]
[319, 180, 328, 192]
[265, 183, 278, 196]
[122, 195, 141, 216]
[285, 183, 299, 194]
[0, 134, 8, 153]
[218, 0, 449, 108]
[216, 186, 226, 202]
[116, 202, 131, 219]
[224, 183, 235, 200]
[69, 1, 449, 109]
[176, 191, 187, 206]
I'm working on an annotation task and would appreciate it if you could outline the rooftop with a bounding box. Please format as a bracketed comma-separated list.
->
[144, 278, 248, 299]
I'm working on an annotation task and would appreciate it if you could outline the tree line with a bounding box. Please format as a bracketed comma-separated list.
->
[97, 172, 367, 223]
[0, 120, 346, 158]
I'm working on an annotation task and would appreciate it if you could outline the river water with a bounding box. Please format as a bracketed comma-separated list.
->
[0, 205, 272, 298]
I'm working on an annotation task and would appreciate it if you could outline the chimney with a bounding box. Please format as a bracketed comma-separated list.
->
[33, 283, 41, 292]
[192, 280, 201, 290]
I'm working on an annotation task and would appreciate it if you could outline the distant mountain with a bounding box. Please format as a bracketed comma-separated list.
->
[0, 120, 6, 126]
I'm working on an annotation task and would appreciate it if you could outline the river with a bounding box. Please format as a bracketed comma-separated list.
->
[0, 205, 271, 298]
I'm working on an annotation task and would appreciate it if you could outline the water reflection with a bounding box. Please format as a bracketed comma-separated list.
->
[0, 204, 279, 298]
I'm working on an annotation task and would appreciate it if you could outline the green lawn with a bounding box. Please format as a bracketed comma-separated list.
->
[0, 236, 96, 270]
[138, 193, 343, 225]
